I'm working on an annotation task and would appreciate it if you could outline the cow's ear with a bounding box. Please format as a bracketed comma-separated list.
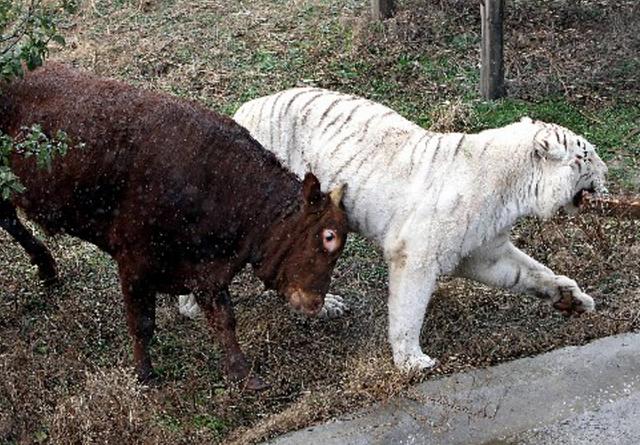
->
[302, 172, 322, 207]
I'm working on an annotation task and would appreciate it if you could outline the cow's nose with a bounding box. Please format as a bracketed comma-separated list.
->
[310, 299, 323, 312]
[302, 297, 323, 316]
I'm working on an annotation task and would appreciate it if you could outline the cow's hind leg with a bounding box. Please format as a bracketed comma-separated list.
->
[195, 288, 268, 391]
[0, 201, 57, 284]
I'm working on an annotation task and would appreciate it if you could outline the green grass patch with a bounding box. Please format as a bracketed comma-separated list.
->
[153, 333, 194, 381]
[192, 413, 227, 435]
[154, 413, 183, 433]
[472, 98, 640, 159]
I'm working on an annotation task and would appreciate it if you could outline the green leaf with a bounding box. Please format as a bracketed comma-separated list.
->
[51, 34, 65, 45]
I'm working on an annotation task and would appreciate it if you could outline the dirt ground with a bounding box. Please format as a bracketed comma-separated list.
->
[1, 0, 639, 444]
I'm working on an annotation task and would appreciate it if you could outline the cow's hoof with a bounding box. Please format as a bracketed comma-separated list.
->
[317, 293, 349, 319]
[41, 275, 60, 287]
[228, 369, 269, 391]
[226, 358, 269, 391]
[137, 368, 160, 386]
[243, 375, 270, 392]
[36, 262, 58, 286]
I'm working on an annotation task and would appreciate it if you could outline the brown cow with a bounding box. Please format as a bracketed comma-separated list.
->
[0, 63, 348, 390]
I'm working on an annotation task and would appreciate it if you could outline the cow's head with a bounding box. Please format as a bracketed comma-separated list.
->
[256, 173, 348, 316]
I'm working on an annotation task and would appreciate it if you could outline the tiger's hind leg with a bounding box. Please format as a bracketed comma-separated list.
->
[455, 232, 594, 316]
[0, 201, 58, 284]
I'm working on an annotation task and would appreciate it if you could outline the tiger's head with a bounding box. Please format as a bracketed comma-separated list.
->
[521, 117, 608, 218]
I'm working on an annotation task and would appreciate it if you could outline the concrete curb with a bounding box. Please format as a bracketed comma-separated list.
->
[268, 332, 640, 444]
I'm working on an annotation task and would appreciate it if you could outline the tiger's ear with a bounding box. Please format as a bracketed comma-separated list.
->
[533, 128, 566, 162]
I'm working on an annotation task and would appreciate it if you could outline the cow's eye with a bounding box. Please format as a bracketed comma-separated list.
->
[322, 229, 338, 252]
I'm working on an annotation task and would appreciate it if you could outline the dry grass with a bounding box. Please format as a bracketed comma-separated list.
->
[49, 368, 160, 444]
[2, 217, 639, 444]
[428, 98, 478, 132]
[1, 0, 640, 443]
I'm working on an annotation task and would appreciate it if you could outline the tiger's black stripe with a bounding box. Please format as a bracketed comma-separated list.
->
[479, 138, 494, 157]
[408, 133, 432, 176]
[315, 129, 360, 174]
[453, 134, 466, 158]
[382, 130, 412, 169]
[287, 113, 299, 166]
[457, 213, 473, 255]
[324, 103, 365, 144]
[418, 137, 444, 186]
[349, 127, 401, 204]
[318, 97, 360, 140]
[532, 126, 546, 147]
[283, 89, 317, 119]
[381, 207, 398, 236]
[317, 97, 347, 128]
[280, 90, 314, 165]
[299, 92, 329, 125]
[512, 266, 522, 289]
[268, 91, 288, 153]
[326, 113, 381, 183]
[256, 95, 270, 128]
[430, 135, 444, 164]
[326, 129, 360, 161]
[290, 92, 329, 166]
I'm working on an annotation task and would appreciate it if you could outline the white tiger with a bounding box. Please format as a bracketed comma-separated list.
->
[181, 88, 608, 371]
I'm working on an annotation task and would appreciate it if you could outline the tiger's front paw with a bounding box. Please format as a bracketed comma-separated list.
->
[552, 285, 595, 316]
[178, 294, 202, 319]
[317, 293, 349, 319]
[394, 352, 439, 372]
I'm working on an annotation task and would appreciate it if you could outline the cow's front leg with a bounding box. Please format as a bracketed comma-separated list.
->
[387, 255, 439, 371]
[195, 288, 267, 391]
[455, 233, 594, 315]
[118, 272, 157, 383]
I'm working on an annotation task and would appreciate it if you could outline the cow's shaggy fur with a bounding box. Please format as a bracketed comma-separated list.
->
[0, 66, 348, 389]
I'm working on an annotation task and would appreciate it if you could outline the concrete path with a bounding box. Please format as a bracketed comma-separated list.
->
[268, 332, 640, 445]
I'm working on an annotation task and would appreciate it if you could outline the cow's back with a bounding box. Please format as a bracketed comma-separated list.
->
[1, 64, 300, 263]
